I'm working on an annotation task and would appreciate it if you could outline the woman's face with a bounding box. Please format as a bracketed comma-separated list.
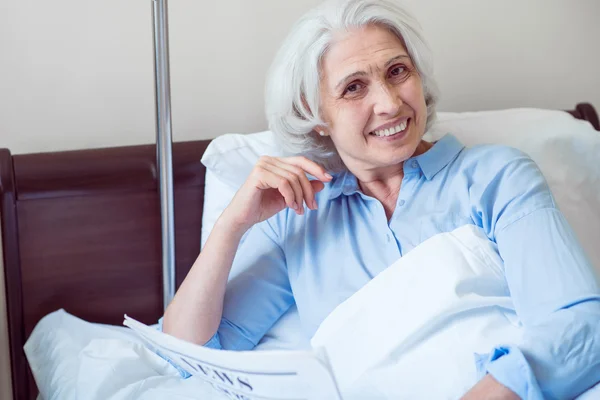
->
[318, 24, 428, 175]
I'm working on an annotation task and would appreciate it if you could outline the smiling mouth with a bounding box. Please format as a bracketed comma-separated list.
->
[369, 119, 409, 137]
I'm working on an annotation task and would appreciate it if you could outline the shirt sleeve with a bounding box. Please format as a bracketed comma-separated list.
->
[156, 216, 294, 377]
[473, 149, 600, 399]
[209, 216, 295, 351]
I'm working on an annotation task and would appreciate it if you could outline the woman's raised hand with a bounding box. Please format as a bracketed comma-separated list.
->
[221, 156, 333, 232]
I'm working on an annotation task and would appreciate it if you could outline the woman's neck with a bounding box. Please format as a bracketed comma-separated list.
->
[358, 171, 403, 220]
[354, 140, 433, 220]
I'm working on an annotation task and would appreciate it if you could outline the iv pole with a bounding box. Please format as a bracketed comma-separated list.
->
[152, 0, 176, 311]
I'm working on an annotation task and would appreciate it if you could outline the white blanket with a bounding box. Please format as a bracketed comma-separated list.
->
[25, 225, 600, 399]
[311, 224, 600, 399]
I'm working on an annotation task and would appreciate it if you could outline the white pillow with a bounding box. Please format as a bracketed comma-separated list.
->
[201, 108, 600, 278]
[201, 130, 285, 189]
[200, 168, 239, 250]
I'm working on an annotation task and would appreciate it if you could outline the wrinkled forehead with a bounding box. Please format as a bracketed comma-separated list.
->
[320, 24, 410, 89]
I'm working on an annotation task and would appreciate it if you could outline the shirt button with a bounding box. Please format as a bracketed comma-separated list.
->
[411, 160, 418, 169]
[386, 234, 391, 242]
[399, 199, 406, 206]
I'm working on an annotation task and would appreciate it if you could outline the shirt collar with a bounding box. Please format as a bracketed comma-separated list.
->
[327, 134, 464, 200]
[327, 168, 359, 200]
[415, 134, 464, 180]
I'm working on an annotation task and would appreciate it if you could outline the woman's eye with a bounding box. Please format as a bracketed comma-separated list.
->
[347, 83, 361, 92]
[343, 82, 364, 97]
[390, 65, 406, 77]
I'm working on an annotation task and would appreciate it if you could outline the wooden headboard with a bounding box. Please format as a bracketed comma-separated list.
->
[1, 140, 212, 400]
[2, 103, 599, 400]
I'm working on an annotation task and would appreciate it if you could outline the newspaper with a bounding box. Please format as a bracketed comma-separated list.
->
[123, 315, 341, 400]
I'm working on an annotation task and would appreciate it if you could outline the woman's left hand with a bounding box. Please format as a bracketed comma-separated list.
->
[461, 375, 520, 400]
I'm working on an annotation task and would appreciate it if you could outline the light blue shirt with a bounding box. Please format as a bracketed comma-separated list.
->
[180, 134, 600, 399]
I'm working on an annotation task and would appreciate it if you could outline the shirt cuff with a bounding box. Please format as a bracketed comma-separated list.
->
[202, 332, 223, 349]
[157, 316, 222, 345]
[475, 346, 544, 400]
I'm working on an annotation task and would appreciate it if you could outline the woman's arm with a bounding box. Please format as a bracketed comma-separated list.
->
[466, 148, 600, 399]
[483, 208, 600, 399]
[162, 156, 332, 347]
[162, 213, 247, 345]
[463, 209, 600, 400]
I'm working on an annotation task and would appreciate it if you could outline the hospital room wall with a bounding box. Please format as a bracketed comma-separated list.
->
[1, 1, 599, 397]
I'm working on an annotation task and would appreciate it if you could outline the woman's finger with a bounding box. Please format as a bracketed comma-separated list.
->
[260, 162, 305, 215]
[284, 156, 333, 183]
[253, 159, 297, 210]
[270, 158, 317, 210]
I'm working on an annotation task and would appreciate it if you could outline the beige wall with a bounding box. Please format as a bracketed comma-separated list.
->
[1, 0, 599, 397]
[0, 0, 598, 155]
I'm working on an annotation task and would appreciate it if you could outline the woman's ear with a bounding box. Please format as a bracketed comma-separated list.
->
[314, 126, 329, 137]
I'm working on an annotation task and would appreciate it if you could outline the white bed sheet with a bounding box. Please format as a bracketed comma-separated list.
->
[24, 308, 311, 400]
[24, 226, 600, 400]
[24, 310, 228, 400]
[25, 300, 600, 399]
[311, 225, 600, 399]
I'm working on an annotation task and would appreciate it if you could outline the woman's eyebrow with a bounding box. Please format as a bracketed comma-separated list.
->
[385, 54, 411, 68]
[334, 54, 411, 91]
[335, 71, 368, 91]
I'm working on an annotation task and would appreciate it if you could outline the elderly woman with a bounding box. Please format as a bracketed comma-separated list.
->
[163, 0, 600, 398]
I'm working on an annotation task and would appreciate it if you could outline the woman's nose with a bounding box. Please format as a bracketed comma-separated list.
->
[372, 83, 402, 116]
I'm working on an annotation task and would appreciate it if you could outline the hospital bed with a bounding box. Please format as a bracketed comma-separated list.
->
[1, 103, 599, 399]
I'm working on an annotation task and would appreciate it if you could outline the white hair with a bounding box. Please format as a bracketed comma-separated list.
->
[264, 0, 439, 171]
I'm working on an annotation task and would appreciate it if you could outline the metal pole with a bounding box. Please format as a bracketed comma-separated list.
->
[152, 0, 176, 311]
